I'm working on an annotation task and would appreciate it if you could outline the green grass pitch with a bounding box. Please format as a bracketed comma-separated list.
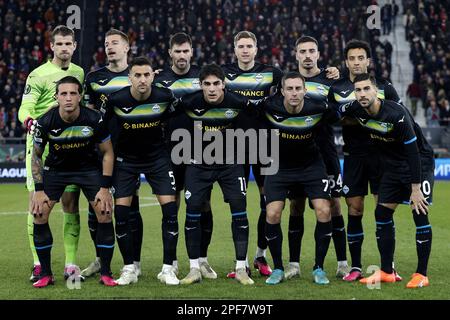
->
[0, 181, 449, 300]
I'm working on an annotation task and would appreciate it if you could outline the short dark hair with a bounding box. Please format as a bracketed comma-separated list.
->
[344, 39, 372, 59]
[105, 28, 129, 44]
[169, 32, 192, 48]
[55, 76, 82, 94]
[295, 35, 318, 49]
[281, 71, 305, 87]
[129, 56, 152, 71]
[199, 63, 225, 82]
[51, 25, 75, 43]
[353, 73, 377, 86]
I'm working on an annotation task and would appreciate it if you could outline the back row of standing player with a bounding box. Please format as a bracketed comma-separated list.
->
[28, 27, 432, 287]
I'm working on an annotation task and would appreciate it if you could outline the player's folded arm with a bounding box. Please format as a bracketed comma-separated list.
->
[243, 97, 265, 118]
[322, 105, 340, 124]
[162, 96, 183, 120]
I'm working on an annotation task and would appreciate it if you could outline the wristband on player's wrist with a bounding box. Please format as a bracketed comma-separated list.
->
[100, 175, 112, 188]
[34, 183, 44, 191]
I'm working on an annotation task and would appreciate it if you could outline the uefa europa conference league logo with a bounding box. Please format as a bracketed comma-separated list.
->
[171, 122, 280, 175]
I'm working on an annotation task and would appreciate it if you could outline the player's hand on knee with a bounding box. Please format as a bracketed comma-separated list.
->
[95, 187, 113, 215]
[410, 186, 429, 215]
[31, 191, 50, 217]
[325, 67, 340, 80]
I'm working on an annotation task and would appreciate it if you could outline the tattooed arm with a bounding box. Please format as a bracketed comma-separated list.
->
[31, 144, 50, 216]
[32, 144, 44, 186]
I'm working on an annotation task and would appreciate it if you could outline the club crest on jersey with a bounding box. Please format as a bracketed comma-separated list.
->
[343, 185, 350, 194]
[317, 85, 325, 93]
[192, 79, 200, 87]
[225, 109, 235, 118]
[305, 117, 314, 126]
[152, 104, 161, 113]
[81, 127, 92, 136]
[254, 73, 263, 82]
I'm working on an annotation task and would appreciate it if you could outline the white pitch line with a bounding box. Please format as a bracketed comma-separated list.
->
[0, 202, 161, 216]
[0, 211, 29, 216]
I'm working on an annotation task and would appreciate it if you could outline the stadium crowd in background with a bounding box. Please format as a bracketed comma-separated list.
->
[0, 0, 73, 140]
[0, 0, 397, 140]
[405, 0, 450, 126]
[3, 0, 449, 138]
[89, 0, 394, 81]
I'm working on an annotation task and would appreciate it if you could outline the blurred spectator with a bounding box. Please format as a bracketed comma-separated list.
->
[406, 81, 421, 116]
[0, 106, 7, 127]
[392, 0, 399, 28]
[403, 8, 416, 40]
[382, 1, 393, 35]
[440, 99, 450, 127]
[426, 100, 441, 127]
[6, 121, 24, 139]
[93, 47, 106, 66]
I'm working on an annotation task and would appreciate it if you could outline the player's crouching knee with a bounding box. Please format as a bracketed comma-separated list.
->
[33, 214, 49, 225]
[266, 204, 282, 224]
[61, 192, 79, 213]
[346, 198, 364, 216]
[97, 213, 112, 224]
[314, 203, 331, 222]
